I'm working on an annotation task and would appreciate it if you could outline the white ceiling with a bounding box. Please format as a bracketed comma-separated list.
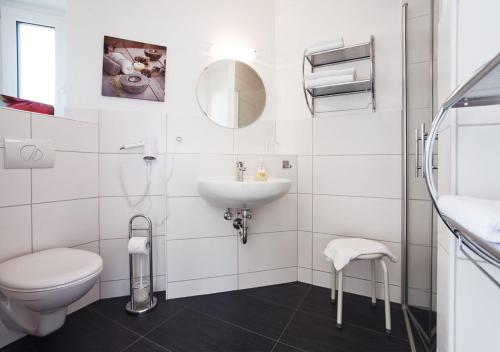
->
[1, 0, 66, 13]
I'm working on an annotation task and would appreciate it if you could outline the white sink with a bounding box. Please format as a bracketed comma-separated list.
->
[197, 178, 292, 209]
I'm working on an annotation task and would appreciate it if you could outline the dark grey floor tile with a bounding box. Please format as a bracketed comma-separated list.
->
[272, 343, 304, 352]
[123, 338, 169, 352]
[190, 291, 294, 339]
[89, 292, 185, 335]
[299, 285, 408, 340]
[147, 308, 275, 352]
[280, 311, 411, 352]
[240, 282, 310, 309]
[1, 308, 138, 352]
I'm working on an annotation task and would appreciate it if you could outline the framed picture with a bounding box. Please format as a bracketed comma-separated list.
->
[101, 36, 166, 102]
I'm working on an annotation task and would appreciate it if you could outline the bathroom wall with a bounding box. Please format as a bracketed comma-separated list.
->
[274, 0, 400, 303]
[65, 0, 299, 299]
[0, 107, 100, 347]
[437, 0, 500, 351]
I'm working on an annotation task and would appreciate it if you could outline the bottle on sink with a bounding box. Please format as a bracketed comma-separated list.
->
[255, 157, 268, 181]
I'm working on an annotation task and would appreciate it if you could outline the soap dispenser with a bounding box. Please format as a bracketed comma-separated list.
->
[255, 157, 268, 181]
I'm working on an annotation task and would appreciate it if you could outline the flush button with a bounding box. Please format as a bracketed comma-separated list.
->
[282, 160, 292, 169]
[4, 137, 55, 169]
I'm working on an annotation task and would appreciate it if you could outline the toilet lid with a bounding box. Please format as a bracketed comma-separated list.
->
[0, 248, 103, 292]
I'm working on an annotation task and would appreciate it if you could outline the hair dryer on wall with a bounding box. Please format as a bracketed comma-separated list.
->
[119, 137, 157, 161]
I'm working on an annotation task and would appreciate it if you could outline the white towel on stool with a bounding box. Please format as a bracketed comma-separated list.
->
[305, 68, 356, 81]
[306, 37, 344, 55]
[323, 238, 397, 271]
[305, 74, 354, 89]
[437, 195, 500, 243]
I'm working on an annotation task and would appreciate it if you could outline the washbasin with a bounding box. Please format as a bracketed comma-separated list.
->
[197, 178, 292, 209]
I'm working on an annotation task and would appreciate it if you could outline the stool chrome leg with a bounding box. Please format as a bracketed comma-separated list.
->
[370, 260, 376, 307]
[331, 263, 336, 303]
[336, 270, 343, 329]
[380, 259, 391, 334]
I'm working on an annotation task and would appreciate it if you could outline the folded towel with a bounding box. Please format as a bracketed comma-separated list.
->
[305, 74, 354, 89]
[306, 37, 344, 55]
[437, 195, 500, 243]
[305, 68, 356, 81]
[323, 238, 397, 271]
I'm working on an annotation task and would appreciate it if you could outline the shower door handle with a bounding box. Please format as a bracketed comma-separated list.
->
[415, 123, 427, 178]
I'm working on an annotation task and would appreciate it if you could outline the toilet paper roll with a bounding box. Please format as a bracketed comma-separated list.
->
[128, 237, 149, 255]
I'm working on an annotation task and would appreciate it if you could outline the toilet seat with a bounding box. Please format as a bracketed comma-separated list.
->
[0, 248, 103, 293]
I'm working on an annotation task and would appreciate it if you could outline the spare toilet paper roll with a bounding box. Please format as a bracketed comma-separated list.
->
[128, 237, 149, 255]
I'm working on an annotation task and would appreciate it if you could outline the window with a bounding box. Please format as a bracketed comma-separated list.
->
[16, 22, 56, 105]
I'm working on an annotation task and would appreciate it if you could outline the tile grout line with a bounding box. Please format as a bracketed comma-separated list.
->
[270, 285, 312, 352]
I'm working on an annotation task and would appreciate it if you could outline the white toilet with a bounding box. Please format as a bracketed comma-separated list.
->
[0, 248, 103, 337]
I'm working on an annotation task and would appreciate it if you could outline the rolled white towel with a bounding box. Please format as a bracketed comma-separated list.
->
[306, 37, 344, 55]
[437, 195, 500, 243]
[323, 238, 397, 271]
[305, 68, 356, 81]
[305, 74, 354, 89]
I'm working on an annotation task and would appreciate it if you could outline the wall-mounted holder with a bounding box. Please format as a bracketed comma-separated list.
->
[126, 214, 157, 315]
[302, 36, 375, 115]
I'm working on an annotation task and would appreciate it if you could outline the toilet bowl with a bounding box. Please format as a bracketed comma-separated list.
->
[0, 248, 103, 337]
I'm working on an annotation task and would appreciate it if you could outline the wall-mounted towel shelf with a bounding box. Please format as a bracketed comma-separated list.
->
[302, 36, 375, 115]
[425, 51, 500, 287]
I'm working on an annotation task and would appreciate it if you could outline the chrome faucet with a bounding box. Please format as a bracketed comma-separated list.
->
[236, 161, 246, 182]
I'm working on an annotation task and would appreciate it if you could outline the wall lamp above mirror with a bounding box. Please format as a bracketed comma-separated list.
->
[197, 59, 266, 129]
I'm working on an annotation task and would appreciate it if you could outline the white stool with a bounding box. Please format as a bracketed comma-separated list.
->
[324, 238, 396, 335]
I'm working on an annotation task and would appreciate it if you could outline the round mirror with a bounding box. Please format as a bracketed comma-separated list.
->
[197, 60, 266, 128]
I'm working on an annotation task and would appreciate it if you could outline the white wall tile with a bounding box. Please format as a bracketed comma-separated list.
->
[32, 198, 98, 251]
[0, 205, 31, 263]
[314, 155, 401, 198]
[167, 275, 238, 299]
[408, 200, 433, 245]
[408, 244, 432, 291]
[0, 108, 30, 147]
[298, 194, 312, 231]
[457, 105, 500, 126]
[313, 110, 401, 155]
[167, 236, 237, 282]
[312, 233, 401, 286]
[298, 156, 312, 194]
[32, 116, 98, 152]
[0, 152, 30, 207]
[99, 109, 167, 154]
[298, 231, 312, 269]
[100, 154, 165, 197]
[239, 231, 297, 273]
[166, 197, 234, 240]
[238, 267, 297, 290]
[234, 119, 276, 155]
[313, 195, 401, 243]
[167, 114, 233, 154]
[32, 152, 98, 203]
[166, 154, 235, 197]
[406, 0, 432, 19]
[275, 119, 312, 155]
[73, 241, 99, 254]
[100, 196, 166, 239]
[457, 125, 500, 199]
[408, 62, 432, 109]
[250, 193, 297, 234]
[297, 267, 312, 284]
[407, 15, 432, 64]
[64, 107, 99, 123]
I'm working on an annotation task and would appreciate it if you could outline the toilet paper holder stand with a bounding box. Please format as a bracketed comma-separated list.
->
[125, 214, 158, 315]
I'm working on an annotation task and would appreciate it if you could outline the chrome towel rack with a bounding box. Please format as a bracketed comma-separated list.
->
[424, 51, 500, 287]
[302, 36, 375, 115]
